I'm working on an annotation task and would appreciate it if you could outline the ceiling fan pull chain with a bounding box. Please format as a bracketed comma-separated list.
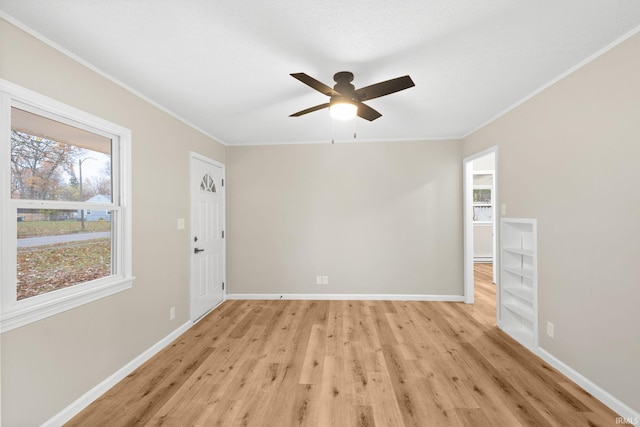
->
[353, 118, 357, 140]
[331, 112, 335, 144]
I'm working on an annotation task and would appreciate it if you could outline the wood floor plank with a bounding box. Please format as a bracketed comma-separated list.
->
[380, 343, 433, 426]
[460, 377, 525, 427]
[365, 371, 405, 427]
[317, 355, 352, 427]
[353, 405, 376, 427]
[149, 325, 267, 425]
[459, 341, 554, 426]
[201, 398, 244, 427]
[299, 324, 326, 385]
[369, 305, 398, 345]
[455, 407, 500, 427]
[67, 264, 625, 426]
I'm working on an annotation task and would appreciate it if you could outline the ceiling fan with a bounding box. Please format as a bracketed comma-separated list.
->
[289, 71, 415, 121]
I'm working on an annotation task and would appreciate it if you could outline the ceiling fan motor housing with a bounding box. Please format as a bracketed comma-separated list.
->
[333, 71, 356, 99]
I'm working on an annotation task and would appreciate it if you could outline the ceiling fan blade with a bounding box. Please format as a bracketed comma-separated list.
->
[290, 102, 331, 117]
[356, 102, 382, 121]
[355, 75, 415, 101]
[290, 73, 341, 97]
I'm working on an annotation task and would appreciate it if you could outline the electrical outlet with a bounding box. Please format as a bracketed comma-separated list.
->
[501, 204, 507, 215]
[547, 321, 554, 338]
[322, 276, 328, 285]
[170, 307, 175, 320]
[316, 275, 322, 285]
[177, 218, 185, 230]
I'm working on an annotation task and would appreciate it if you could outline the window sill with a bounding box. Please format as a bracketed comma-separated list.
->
[0, 276, 135, 333]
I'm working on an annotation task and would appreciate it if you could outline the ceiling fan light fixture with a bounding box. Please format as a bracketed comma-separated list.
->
[329, 100, 357, 120]
[290, 71, 413, 121]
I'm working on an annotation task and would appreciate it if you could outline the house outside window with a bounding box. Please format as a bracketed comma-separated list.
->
[0, 80, 133, 332]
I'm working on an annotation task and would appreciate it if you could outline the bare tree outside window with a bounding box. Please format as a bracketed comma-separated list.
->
[10, 130, 81, 201]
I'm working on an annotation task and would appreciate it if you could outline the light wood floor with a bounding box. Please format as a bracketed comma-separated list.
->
[68, 264, 620, 426]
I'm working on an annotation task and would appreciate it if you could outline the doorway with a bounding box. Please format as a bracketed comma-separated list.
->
[463, 147, 497, 306]
[190, 152, 225, 322]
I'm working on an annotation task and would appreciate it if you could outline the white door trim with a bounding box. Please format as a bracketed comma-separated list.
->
[189, 151, 226, 322]
[462, 146, 498, 305]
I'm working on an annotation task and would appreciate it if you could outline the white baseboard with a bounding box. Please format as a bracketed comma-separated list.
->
[42, 321, 192, 427]
[226, 293, 465, 302]
[537, 347, 639, 424]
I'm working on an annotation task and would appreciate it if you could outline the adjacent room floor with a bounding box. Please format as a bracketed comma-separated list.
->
[67, 264, 619, 426]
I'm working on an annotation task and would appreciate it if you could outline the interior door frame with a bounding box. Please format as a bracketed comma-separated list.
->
[189, 151, 226, 322]
[463, 146, 498, 305]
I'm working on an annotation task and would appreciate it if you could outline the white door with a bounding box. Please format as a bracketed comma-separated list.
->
[190, 153, 225, 321]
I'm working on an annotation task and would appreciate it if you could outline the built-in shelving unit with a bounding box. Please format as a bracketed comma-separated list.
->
[499, 218, 537, 351]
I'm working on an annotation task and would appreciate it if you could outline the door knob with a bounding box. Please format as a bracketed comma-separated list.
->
[194, 248, 205, 254]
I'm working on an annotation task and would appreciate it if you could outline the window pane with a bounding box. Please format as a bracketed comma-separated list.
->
[17, 208, 112, 300]
[11, 107, 112, 202]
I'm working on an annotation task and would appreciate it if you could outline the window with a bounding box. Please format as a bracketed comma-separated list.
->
[472, 172, 493, 223]
[1, 80, 133, 332]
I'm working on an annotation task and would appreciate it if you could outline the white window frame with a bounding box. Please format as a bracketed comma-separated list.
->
[0, 79, 134, 333]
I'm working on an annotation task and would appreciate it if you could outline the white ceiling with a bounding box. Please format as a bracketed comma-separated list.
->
[2, 1, 640, 146]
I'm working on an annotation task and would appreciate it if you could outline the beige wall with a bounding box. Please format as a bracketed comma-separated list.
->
[0, 19, 225, 426]
[463, 32, 640, 412]
[227, 140, 463, 296]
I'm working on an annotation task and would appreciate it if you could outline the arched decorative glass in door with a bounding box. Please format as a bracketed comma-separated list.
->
[200, 173, 216, 193]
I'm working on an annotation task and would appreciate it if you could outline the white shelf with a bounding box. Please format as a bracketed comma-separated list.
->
[503, 286, 534, 302]
[504, 247, 534, 257]
[503, 301, 534, 322]
[503, 266, 534, 280]
[500, 218, 537, 351]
